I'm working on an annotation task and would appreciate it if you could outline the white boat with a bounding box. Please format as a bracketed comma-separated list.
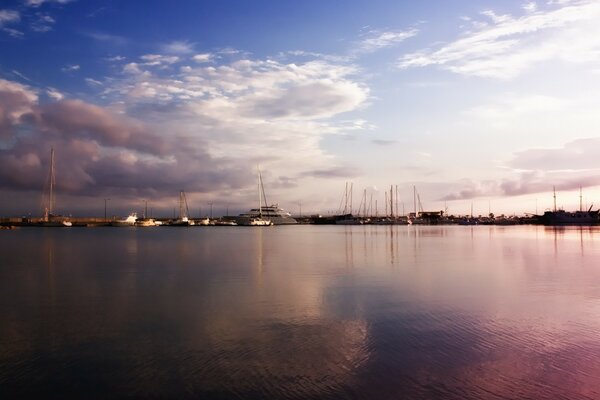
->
[238, 166, 273, 226]
[111, 213, 137, 226]
[214, 220, 237, 226]
[39, 148, 72, 227]
[135, 218, 157, 227]
[170, 190, 195, 226]
[197, 217, 211, 226]
[238, 204, 296, 225]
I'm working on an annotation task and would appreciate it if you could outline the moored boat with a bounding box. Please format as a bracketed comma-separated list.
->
[111, 213, 137, 226]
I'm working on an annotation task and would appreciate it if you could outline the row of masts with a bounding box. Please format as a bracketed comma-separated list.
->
[338, 182, 424, 217]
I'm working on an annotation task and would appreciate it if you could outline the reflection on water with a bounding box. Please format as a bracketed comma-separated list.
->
[1, 226, 600, 399]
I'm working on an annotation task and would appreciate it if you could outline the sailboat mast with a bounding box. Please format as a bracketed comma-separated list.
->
[344, 182, 348, 214]
[390, 185, 394, 218]
[413, 185, 416, 216]
[553, 186, 557, 212]
[49, 147, 55, 215]
[580, 186, 583, 212]
[257, 166, 262, 217]
[179, 190, 184, 219]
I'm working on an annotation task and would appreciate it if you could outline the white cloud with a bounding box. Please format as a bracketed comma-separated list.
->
[86, 32, 128, 46]
[3, 27, 24, 38]
[122, 62, 143, 75]
[61, 64, 80, 72]
[192, 53, 213, 63]
[358, 28, 418, 53]
[0, 10, 20, 26]
[161, 40, 195, 55]
[96, 55, 370, 191]
[46, 87, 64, 100]
[25, 0, 75, 7]
[523, 2, 538, 13]
[85, 78, 103, 86]
[398, 0, 600, 79]
[106, 55, 126, 62]
[140, 54, 180, 66]
[31, 13, 55, 32]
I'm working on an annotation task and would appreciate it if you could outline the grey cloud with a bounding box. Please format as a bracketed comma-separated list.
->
[371, 139, 397, 146]
[510, 138, 600, 171]
[301, 167, 360, 179]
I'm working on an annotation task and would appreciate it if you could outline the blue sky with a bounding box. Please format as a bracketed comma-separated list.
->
[1, 0, 600, 217]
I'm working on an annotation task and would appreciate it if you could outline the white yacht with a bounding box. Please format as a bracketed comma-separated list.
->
[111, 213, 137, 226]
[237, 166, 279, 226]
[238, 204, 296, 225]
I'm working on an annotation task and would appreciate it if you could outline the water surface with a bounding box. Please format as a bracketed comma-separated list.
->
[1, 225, 600, 399]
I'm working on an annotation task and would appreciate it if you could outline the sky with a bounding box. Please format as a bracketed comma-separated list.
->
[1, 0, 600, 217]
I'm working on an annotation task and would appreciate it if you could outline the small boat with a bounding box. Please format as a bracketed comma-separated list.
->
[213, 219, 237, 226]
[197, 217, 211, 226]
[111, 213, 137, 226]
[135, 218, 157, 227]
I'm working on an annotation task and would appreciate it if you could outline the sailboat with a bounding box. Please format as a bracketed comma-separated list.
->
[537, 187, 599, 225]
[239, 167, 273, 226]
[40, 148, 72, 227]
[170, 190, 195, 226]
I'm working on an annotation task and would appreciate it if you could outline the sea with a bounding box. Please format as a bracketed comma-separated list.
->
[1, 225, 600, 399]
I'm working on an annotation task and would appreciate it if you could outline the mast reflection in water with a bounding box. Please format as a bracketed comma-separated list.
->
[1, 225, 600, 399]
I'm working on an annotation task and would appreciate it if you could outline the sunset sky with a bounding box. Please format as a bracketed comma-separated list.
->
[1, 0, 600, 217]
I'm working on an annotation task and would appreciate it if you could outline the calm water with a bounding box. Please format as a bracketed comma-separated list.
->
[2, 225, 600, 399]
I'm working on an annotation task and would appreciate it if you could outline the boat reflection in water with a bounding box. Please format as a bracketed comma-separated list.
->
[2, 226, 600, 399]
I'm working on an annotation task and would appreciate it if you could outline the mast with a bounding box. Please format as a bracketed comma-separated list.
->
[413, 185, 417, 216]
[257, 166, 262, 217]
[49, 147, 55, 216]
[553, 186, 557, 212]
[384, 192, 388, 216]
[580, 186, 583, 212]
[350, 182, 353, 215]
[343, 182, 348, 214]
[179, 190, 184, 219]
[395, 185, 398, 218]
[259, 168, 268, 208]
[390, 185, 394, 218]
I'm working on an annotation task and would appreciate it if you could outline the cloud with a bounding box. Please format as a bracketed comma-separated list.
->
[86, 32, 129, 46]
[398, 0, 600, 79]
[0, 10, 20, 25]
[61, 64, 80, 72]
[0, 49, 371, 213]
[46, 87, 64, 100]
[371, 139, 397, 146]
[358, 29, 418, 53]
[122, 63, 143, 75]
[440, 138, 600, 201]
[2, 27, 24, 38]
[0, 79, 39, 140]
[0, 10, 21, 37]
[510, 137, 600, 172]
[106, 55, 126, 62]
[31, 13, 55, 32]
[161, 40, 195, 55]
[140, 54, 180, 66]
[25, 0, 75, 7]
[192, 53, 213, 63]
